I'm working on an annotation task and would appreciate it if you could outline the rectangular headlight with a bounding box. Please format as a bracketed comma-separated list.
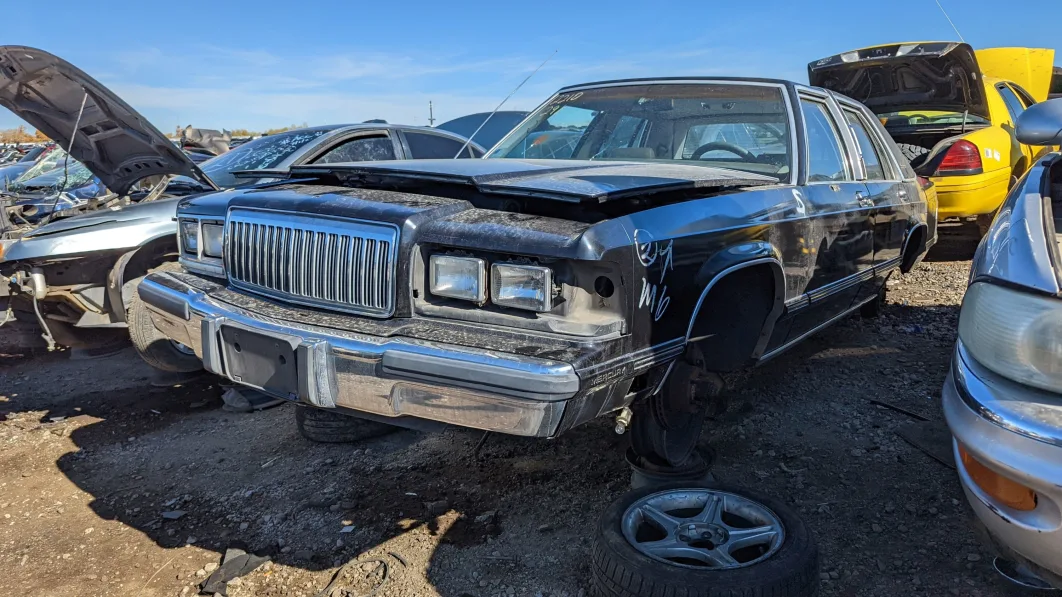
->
[179, 219, 199, 257]
[201, 222, 224, 259]
[491, 263, 553, 312]
[959, 282, 1062, 393]
[429, 255, 486, 303]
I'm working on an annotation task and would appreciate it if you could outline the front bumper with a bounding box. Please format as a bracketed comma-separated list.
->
[139, 271, 655, 438]
[943, 343, 1062, 587]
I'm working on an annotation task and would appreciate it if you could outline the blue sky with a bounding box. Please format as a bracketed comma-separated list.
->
[1, 0, 1059, 133]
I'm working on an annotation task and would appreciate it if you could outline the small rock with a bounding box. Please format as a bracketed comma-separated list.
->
[161, 511, 186, 520]
[186, 536, 197, 545]
[820, 572, 830, 581]
[294, 549, 313, 561]
[967, 553, 981, 562]
[329, 504, 341, 512]
[340, 525, 355, 533]
[306, 495, 331, 508]
[194, 568, 207, 578]
[204, 562, 218, 573]
[871, 524, 882, 533]
[537, 524, 552, 533]
[340, 500, 357, 510]
[239, 522, 249, 531]
[280, 546, 292, 554]
[850, 448, 866, 457]
[475, 511, 497, 525]
[829, 571, 840, 579]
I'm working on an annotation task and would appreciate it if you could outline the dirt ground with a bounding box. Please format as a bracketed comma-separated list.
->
[0, 236, 1032, 597]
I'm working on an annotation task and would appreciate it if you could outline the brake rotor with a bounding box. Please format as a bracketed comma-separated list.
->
[630, 359, 722, 467]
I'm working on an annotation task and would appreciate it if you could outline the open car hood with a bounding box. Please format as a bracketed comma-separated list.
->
[291, 159, 779, 203]
[0, 46, 216, 196]
[808, 42, 990, 120]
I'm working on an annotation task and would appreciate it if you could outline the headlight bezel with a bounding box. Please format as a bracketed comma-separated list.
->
[177, 216, 226, 278]
[959, 281, 1062, 394]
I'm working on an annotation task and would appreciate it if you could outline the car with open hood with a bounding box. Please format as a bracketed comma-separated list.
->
[0, 45, 483, 367]
[137, 76, 934, 596]
[810, 42, 1057, 233]
[942, 98, 1062, 590]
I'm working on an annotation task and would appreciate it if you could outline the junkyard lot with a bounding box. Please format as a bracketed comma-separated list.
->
[0, 238, 1023, 597]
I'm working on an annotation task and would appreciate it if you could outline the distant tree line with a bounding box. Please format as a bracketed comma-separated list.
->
[0, 125, 50, 143]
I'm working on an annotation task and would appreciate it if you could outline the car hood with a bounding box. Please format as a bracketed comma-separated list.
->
[291, 159, 779, 203]
[0, 46, 216, 196]
[808, 42, 990, 120]
[20, 196, 179, 239]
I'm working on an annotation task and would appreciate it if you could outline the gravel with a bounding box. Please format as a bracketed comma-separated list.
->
[0, 239, 1025, 597]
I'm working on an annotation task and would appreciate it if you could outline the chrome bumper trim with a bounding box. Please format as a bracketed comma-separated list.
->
[138, 273, 585, 437]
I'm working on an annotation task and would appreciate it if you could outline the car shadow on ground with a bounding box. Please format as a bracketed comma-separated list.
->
[2, 290, 1011, 596]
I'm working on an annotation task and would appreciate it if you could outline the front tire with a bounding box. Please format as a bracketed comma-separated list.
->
[592, 483, 819, 597]
[129, 263, 202, 373]
[295, 406, 399, 444]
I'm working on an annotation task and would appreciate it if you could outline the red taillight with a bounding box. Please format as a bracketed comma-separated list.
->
[937, 140, 982, 173]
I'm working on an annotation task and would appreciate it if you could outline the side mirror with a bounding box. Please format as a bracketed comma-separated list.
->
[1016, 98, 1062, 146]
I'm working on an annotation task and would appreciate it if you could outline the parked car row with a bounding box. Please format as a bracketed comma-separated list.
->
[0, 41, 1059, 595]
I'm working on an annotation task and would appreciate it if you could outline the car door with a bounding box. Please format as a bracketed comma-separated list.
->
[304, 130, 400, 164]
[838, 102, 909, 301]
[996, 82, 1038, 170]
[400, 130, 478, 159]
[786, 93, 874, 341]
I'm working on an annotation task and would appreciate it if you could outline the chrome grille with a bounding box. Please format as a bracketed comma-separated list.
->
[225, 209, 398, 317]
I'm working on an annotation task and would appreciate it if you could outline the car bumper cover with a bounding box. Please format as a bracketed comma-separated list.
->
[943, 342, 1062, 586]
[137, 271, 628, 438]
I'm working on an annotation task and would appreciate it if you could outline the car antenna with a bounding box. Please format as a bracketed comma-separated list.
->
[49, 91, 89, 218]
[452, 50, 558, 158]
[934, 0, 965, 43]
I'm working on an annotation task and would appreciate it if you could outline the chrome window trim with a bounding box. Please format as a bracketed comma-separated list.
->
[224, 207, 400, 318]
[797, 92, 856, 184]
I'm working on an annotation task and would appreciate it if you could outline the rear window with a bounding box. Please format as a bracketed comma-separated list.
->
[879, 111, 990, 128]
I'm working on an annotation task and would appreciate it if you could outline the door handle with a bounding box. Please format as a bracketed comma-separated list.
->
[855, 191, 873, 208]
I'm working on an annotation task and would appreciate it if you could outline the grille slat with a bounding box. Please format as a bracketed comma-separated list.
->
[225, 210, 397, 317]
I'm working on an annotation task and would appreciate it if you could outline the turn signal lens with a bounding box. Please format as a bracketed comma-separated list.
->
[958, 444, 1037, 511]
[937, 140, 983, 174]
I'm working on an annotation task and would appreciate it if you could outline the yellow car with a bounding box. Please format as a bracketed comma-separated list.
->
[809, 42, 1056, 232]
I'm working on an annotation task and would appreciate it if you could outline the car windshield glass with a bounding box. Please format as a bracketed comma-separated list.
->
[198, 128, 333, 188]
[489, 83, 792, 180]
[879, 111, 990, 128]
[18, 147, 45, 162]
[11, 159, 94, 192]
[13, 149, 65, 182]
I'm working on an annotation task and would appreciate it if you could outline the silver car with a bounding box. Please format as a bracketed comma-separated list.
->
[0, 45, 482, 372]
[943, 98, 1062, 589]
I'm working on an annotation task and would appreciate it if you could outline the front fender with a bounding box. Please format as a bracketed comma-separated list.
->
[3, 217, 176, 262]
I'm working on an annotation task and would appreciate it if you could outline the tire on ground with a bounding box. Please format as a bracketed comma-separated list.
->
[295, 406, 399, 444]
[592, 482, 819, 597]
[128, 262, 202, 372]
[897, 143, 930, 167]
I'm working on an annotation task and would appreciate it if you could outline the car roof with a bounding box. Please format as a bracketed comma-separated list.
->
[557, 77, 801, 92]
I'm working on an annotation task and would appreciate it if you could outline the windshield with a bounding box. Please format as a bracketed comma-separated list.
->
[489, 83, 792, 180]
[879, 111, 990, 128]
[12, 159, 95, 192]
[198, 128, 334, 188]
[18, 147, 45, 163]
[12, 149, 66, 183]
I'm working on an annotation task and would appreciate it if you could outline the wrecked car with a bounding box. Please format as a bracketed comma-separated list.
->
[810, 42, 1056, 234]
[943, 98, 1062, 590]
[0, 45, 484, 366]
[139, 77, 933, 596]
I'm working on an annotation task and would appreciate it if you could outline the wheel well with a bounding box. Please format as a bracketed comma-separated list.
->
[108, 236, 180, 319]
[900, 225, 927, 273]
[686, 262, 783, 372]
